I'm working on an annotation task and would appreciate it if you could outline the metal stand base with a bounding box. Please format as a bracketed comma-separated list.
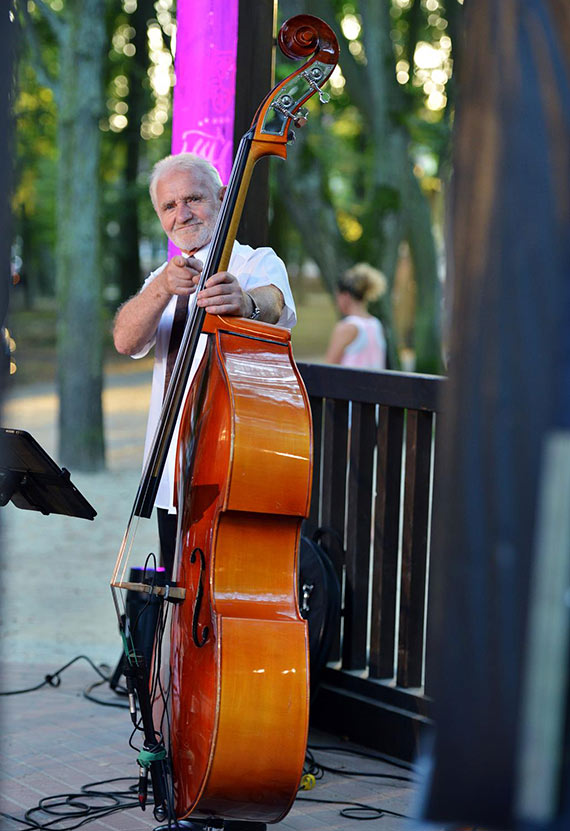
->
[154, 820, 209, 831]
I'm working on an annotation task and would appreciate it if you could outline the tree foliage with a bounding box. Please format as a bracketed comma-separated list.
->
[10, 0, 463, 469]
[13, 0, 175, 309]
[271, 0, 464, 372]
[13, 0, 175, 469]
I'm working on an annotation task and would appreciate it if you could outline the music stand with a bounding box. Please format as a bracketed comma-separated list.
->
[0, 428, 96, 519]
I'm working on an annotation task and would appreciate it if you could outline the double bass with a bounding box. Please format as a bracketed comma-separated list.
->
[111, 15, 339, 828]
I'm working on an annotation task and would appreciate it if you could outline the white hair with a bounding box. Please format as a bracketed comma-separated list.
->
[149, 153, 223, 209]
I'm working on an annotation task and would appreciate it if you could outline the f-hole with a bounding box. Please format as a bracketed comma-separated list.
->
[190, 547, 209, 648]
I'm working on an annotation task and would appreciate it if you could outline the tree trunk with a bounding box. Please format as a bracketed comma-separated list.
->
[402, 165, 442, 373]
[116, 0, 155, 302]
[274, 135, 352, 293]
[56, 0, 106, 470]
[361, 1, 442, 373]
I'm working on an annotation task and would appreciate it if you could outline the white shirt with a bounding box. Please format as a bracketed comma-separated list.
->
[132, 240, 296, 512]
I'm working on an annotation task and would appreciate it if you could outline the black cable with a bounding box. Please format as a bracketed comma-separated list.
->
[0, 651, 130, 710]
[300, 745, 418, 821]
[315, 759, 415, 783]
[0, 777, 142, 831]
[303, 748, 325, 780]
[119, 584, 178, 824]
[305, 747, 417, 783]
[82, 677, 129, 709]
[308, 743, 417, 772]
[129, 554, 159, 647]
[0, 583, 177, 827]
[0, 650, 414, 827]
[296, 796, 411, 821]
[0, 655, 109, 696]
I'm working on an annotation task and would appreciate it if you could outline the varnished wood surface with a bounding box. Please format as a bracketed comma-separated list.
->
[168, 322, 312, 822]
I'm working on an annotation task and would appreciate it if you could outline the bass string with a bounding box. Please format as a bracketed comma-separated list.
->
[131, 132, 253, 522]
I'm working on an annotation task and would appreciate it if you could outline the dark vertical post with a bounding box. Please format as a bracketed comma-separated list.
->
[321, 398, 349, 661]
[397, 409, 432, 688]
[343, 402, 376, 670]
[232, 0, 275, 247]
[370, 405, 405, 679]
[424, 1, 570, 828]
[423, 410, 442, 698]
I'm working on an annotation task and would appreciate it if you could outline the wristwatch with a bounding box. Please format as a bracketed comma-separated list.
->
[246, 292, 261, 320]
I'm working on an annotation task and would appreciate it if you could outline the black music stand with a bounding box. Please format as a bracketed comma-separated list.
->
[0, 428, 96, 519]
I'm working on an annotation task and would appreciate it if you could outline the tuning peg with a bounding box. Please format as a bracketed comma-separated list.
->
[294, 107, 309, 128]
[302, 69, 331, 104]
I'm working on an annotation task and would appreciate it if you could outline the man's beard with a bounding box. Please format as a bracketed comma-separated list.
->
[169, 218, 217, 252]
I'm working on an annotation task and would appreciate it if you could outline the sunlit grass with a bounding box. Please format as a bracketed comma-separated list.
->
[291, 289, 337, 361]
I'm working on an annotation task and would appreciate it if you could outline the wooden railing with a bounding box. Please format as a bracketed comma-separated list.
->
[297, 362, 445, 762]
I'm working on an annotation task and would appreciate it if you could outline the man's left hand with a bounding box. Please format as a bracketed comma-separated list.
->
[195, 271, 250, 316]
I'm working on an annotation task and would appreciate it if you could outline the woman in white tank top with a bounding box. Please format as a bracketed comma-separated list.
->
[325, 263, 387, 370]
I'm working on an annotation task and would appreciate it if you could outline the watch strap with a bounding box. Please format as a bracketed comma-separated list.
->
[246, 292, 261, 320]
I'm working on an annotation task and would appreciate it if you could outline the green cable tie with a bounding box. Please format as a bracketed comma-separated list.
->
[120, 630, 139, 667]
[120, 630, 130, 655]
[138, 748, 167, 768]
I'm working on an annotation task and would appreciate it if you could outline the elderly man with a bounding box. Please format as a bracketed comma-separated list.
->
[114, 153, 296, 831]
[114, 152, 296, 584]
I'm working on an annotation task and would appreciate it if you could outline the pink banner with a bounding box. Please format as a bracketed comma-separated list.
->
[171, 0, 239, 186]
